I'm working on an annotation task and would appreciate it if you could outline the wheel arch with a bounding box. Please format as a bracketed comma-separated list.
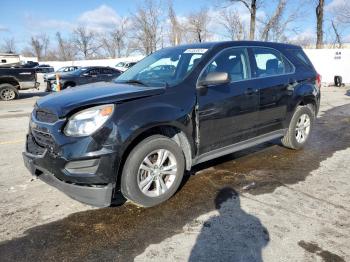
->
[63, 81, 76, 89]
[0, 76, 20, 89]
[115, 124, 194, 189]
[292, 82, 320, 115]
[296, 96, 317, 115]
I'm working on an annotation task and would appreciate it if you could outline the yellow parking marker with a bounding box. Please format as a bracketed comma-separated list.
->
[0, 139, 24, 145]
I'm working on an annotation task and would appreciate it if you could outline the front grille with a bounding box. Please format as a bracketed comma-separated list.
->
[35, 109, 58, 123]
[27, 134, 46, 155]
[32, 129, 55, 149]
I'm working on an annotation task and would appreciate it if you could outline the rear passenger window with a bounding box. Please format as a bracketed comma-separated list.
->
[252, 47, 294, 78]
[288, 49, 314, 69]
[88, 69, 100, 76]
[201, 47, 250, 82]
[101, 68, 113, 74]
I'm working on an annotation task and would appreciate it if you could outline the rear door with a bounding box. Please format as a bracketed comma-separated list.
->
[84, 68, 101, 84]
[248, 47, 295, 135]
[100, 68, 117, 82]
[197, 47, 260, 154]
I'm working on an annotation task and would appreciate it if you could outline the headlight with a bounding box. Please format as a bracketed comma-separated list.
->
[64, 104, 115, 137]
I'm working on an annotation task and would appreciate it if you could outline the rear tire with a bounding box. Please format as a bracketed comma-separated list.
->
[0, 84, 18, 101]
[121, 135, 185, 207]
[281, 105, 315, 149]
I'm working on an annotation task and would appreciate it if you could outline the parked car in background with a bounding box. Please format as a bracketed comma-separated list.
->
[45, 66, 80, 91]
[44, 66, 79, 82]
[0, 53, 21, 67]
[21, 61, 39, 68]
[34, 64, 54, 74]
[47, 66, 121, 91]
[0, 67, 39, 100]
[23, 41, 321, 208]
[115, 61, 137, 72]
[139, 64, 176, 80]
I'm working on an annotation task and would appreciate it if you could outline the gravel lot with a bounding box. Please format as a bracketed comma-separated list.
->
[0, 85, 349, 261]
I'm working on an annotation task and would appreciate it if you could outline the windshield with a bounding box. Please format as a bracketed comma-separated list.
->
[115, 47, 208, 87]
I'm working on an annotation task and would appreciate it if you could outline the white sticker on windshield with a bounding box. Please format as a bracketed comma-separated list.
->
[184, 48, 208, 54]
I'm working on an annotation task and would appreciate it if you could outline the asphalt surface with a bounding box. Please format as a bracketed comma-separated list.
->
[0, 86, 350, 262]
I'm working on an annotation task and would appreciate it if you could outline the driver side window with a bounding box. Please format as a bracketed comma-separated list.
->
[201, 48, 250, 82]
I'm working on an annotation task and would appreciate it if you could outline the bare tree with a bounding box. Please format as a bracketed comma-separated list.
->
[315, 0, 325, 49]
[73, 26, 100, 59]
[131, 0, 162, 55]
[332, 1, 350, 24]
[21, 47, 35, 57]
[100, 34, 117, 58]
[260, 0, 287, 41]
[30, 34, 49, 61]
[228, 0, 261, 40]
[290, 31, 315, 48]
[331, 20, 342, 48]
[112, 18, 128, 57]
[186, 8, 210, 43]
[1, 37, 17, 53]
[100, 18, 128, 58]
[219, 9, 245, 40]
[56, 32, 75, 61]
[168, 0, 183, 45]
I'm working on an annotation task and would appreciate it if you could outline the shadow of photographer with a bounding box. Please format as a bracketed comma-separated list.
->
[189, 187, 270, 262]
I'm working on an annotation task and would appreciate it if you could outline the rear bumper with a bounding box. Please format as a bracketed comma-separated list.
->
[23, 151, 114, 207]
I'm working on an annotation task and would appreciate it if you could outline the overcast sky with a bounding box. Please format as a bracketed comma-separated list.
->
[0, 0, 348, 50]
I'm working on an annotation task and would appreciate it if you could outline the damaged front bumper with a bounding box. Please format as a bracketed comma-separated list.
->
[23, 150, 114, 207]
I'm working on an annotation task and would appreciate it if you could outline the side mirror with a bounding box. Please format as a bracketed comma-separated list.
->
[198, 72, 230, 87]
[82, 73, 90, 77]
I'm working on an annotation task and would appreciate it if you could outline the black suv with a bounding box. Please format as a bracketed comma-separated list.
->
[46, 66, 121, 91]
[23, 41, 321, 207]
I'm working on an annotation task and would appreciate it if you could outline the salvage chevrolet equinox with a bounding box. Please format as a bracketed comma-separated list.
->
[23, 41, 321, 207]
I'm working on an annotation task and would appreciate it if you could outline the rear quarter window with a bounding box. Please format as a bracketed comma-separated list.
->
[287, 49, 314, 69]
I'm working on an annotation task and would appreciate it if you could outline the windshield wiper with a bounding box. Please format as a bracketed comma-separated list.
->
[123, 79, 148, 86]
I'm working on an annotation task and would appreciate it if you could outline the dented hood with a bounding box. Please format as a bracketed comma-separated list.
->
[36, 82, 165, 117]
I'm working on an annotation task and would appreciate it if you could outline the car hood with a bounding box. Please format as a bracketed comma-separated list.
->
[36, 82, 166, 117]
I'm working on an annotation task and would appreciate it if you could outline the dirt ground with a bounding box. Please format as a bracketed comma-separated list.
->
[0, 86, 349, 261]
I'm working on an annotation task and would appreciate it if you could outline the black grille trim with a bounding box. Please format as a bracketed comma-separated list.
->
[31, 129, 56, 149]
[35, 109, 58, 123]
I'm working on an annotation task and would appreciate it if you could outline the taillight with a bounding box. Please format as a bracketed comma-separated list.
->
[316, 73, 322, 88]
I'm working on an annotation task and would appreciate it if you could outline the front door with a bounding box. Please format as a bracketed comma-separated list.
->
[197, 47, 260, 154]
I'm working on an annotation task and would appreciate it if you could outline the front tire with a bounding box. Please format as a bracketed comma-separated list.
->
[121, 135, 185, 207]
[281, 105, 315, 149]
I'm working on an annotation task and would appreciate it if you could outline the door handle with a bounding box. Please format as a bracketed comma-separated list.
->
[244, 88, 258, 95]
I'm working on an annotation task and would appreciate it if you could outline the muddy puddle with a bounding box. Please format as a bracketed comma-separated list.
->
[1, 104, 350, 262]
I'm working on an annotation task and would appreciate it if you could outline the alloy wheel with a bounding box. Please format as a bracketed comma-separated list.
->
[0, 88, 16, 101]
[295, 113, 311, 143]
[137, 149, 177, 197]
